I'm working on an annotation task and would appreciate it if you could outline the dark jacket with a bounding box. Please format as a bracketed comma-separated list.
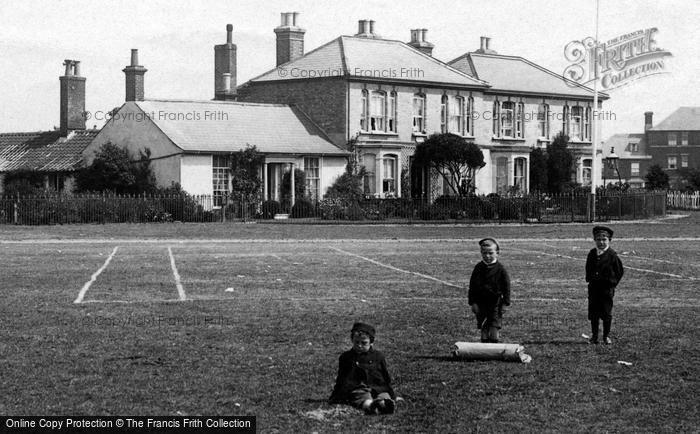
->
[585, 248, 624, 291]
[329, 347, 395, 403]
[468, 261, 511, 306]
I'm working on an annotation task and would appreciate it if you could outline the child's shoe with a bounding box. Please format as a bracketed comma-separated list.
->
[588, 336, 599, 345]
[603, 336, 612, 345]
[382, 398, 395, 414]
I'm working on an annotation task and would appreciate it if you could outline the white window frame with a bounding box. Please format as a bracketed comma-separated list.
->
[304, 157, 320, 201]
[582, 158, 592, 185]
[465, 96, 474, 136]
[212, 155, 230, 207]
[382, 155, 397, 196]
[681, 132, 688, 146]
[370, 91, 386, 132]
[514, 157, 527, 192]
[412, 94, 426, 134]
[667, 156, 677, 170]
[448, 95, 464, 135]
[668, 133, 677, 146]
[388, 91, 397, 133]
[500, 101, 515, 138]
[571, 105, 583, 141]
[516, 102, 525, 138]
[584, 106, 592, 141]
[681, 154, 689, 168]
[629, 142, 639, 152]
[538, 103, 549, 139]
[631, 162, 640, 176]
[440, 95, 448, 133]
[360, 89, 368, 132]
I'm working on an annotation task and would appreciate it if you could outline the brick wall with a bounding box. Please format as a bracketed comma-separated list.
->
[238, 79, 347, 146]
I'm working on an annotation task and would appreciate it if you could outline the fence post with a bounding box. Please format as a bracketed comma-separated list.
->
[13, 193, 19, 224]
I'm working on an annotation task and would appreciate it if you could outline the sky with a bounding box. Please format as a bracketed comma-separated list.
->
[1, 0, 698, 142]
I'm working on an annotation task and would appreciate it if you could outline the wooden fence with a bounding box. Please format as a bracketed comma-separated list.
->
[667, 191, 700, 210]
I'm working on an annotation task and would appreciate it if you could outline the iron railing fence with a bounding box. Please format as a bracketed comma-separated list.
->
[0, 191, 667, 225]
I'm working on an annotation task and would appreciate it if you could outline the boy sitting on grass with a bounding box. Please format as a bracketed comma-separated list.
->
[329, 322, 397, 415]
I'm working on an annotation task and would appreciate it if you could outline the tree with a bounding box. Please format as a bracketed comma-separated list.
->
[413, 133, 485, 196]
[229, 145, 264, 202]
[75, 142, 157, 194]
[644, 164, 670, 190]
[546, 132, 575, 193]
[529, 147, 548, 192]
[679, 168, 700, 191]
[325, 135, 367, 203]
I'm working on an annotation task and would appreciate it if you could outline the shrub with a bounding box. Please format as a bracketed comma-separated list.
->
[319, 199, 344, 220]
[291, 198, 316, 218]
[261, 200, 281, 219]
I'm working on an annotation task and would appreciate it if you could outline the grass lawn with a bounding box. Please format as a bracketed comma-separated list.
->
[0, 213, 698, 432]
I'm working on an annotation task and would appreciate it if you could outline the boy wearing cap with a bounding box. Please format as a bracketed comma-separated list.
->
[329, 322, 397, 415]
[585, 226, 625, 345]
[468, 238, 511, 343]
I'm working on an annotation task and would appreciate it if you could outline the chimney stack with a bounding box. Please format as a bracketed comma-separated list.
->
[214, 24, 238, 100]
[355, 19, 380, 38]
[407, 28, 434, 56]
[59, 59, 86, 136]
[274, 12, 306, 66]
[475, 36, 497, 54]
[123, 49, 147, 102]
[644, 111, 653, 132]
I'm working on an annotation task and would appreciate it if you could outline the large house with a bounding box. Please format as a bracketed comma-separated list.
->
[646, 107, 700, 186]
[237, 15, 608, 198]
[85, 40, 348, 206]
[0, 60, 99, 194]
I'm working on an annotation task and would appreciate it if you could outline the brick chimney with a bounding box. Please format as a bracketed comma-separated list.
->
[59, 59, 86, 136]
[408, 28, 434, 56]
[274, 12, 305, 66]
[474, 36, 497, 54]
[214, 24, 237, 100]
[355, 19, 380, 39]
[123, 49, 147, 102]
[644, 111, 653, 132]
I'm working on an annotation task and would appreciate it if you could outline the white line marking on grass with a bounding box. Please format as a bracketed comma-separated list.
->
[168, 247, 187, 301]
[509, 246, 697, 280]
[74, 246, 119, 304]
[330, 247, 461, 288]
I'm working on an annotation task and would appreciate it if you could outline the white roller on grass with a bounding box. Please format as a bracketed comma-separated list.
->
[453, 342, 532, 363]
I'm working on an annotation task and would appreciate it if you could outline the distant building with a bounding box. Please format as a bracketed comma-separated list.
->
[646, 108, 700, 186]
[0, 60, 98, 194]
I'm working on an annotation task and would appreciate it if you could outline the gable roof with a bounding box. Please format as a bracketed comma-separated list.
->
[0, 129, 99, 172]
[649, 107, 700, 131]
[248, 36, 489, 88]
[603, 133, 649, 158]
[132, 100, 347, 155]
[449, 53, 608, 100]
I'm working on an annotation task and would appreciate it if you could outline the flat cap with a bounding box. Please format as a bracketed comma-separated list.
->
[592, 225, 614, 238]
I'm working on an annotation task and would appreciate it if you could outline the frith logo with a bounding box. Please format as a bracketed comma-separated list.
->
[563, 27, 672, 91]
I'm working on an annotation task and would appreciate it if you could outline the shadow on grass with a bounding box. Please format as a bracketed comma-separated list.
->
[520, 339, 586, 345]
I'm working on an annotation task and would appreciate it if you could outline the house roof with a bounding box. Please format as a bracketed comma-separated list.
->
[649, 107, 700, 131]
[132, 100, 347, 155]
[449, 53, 607, 99]
[248, 36, 488, 88]
[0, 129, 99, 172]
[603, 133, 649, 159]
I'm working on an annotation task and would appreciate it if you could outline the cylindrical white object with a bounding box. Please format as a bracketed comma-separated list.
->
[453, 342, 532, 363]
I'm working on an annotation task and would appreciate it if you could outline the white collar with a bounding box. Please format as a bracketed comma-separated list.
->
[596, 247, 609, 256]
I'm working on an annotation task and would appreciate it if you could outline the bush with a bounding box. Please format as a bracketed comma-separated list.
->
[345, 202, 364, 221]
[318, 199, 344, 220]
[261, 200, 281, 219]
[291, 199, 316, 218]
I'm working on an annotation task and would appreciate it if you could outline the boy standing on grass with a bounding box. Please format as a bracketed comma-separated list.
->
[586, 226, 624, 345]
[329, 322, 397, 415]
[468, 238, 511, 343]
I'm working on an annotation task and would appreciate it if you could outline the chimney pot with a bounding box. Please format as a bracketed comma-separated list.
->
[480, 36, 487, 51]
[226, 24, 233, 43]
[222, 73, 231, 92]
[358, 20, 365, 34]
[64, 60, 72, 76]
[73, 61, 81, 77]
[369, 20, 375, 34]
[421, 29, 427, 42]
[130, 49, 139, 66]
[293, 12, 299, 26]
